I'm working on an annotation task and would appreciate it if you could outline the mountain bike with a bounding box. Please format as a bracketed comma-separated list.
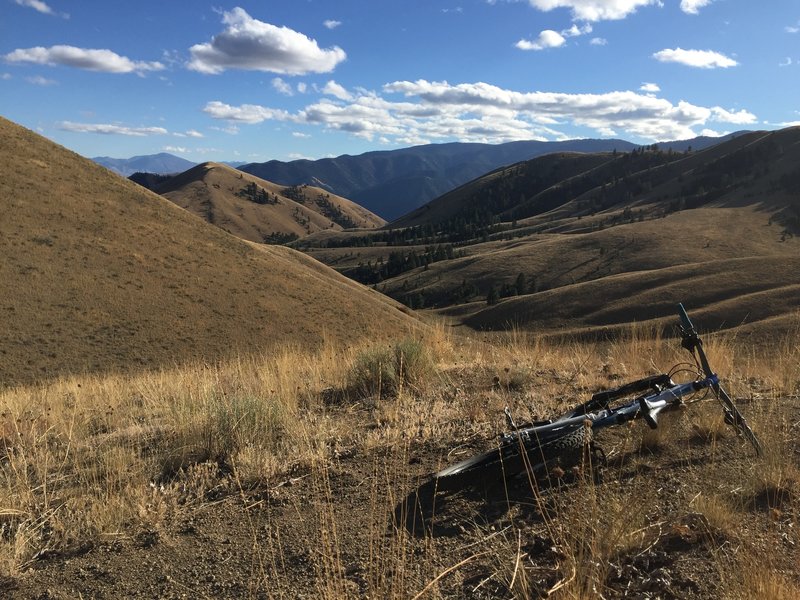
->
[433, 304, 762, 489]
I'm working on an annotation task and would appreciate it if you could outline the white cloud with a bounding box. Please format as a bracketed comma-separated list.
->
[710, 106, 757, 124]
[323, 19, 342, 29]
[203, 79, 758, 143]
[517, 30, 566, 51]
[292, 131, 311, 138]
[589, 37, 608, 45]
[272, 77, 294, 95]
[25, 75, 56, 85]
[203, 100, 290, 124]
[639, 82, 660, 93]
[4, 45, 164, 74]
[517, 22, 591, 51]
[786, 23, 800, 34]
[680, 0, 713, 15]
[1, 73, 11, 80]
[563, 23, 593, 37]
[174, 129, 204, 138]
[58, 121, 168, 136]
[653, 47, 738, 68]
[525, 0, 660, 22]
[163, 145, 189, 154]
[698, 128, 727, 137]
[322, 80, 353, 100]
[779, 57, 793, 67]
[297, 82, 308, 93]
[14, 0, 67, 18]
[210, 124, 240, 135]
[188, 7, 346, 75]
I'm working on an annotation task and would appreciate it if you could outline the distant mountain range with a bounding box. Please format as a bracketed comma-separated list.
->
[97, 133, 743, 219]
[92, 152, 197, 176]
[240, 134, 743, 220]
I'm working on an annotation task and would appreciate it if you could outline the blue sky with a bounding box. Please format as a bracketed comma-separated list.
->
[2, 0, 798, 163]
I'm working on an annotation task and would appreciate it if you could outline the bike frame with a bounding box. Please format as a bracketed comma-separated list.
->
[499, 304, 762, 456]
[502, 375, 719, 447]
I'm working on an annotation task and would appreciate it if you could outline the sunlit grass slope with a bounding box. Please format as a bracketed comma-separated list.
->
[0, 116, 419, 386]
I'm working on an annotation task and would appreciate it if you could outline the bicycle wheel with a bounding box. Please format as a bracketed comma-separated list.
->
[433, 425, 591, 490]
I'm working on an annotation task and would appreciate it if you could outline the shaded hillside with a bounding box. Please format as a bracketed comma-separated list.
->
[0, 116, 419, 387]
[392, 127, 800, 233]
[377, 207, 798, 309]
[294, 127, 800, 335]
[150, 162, 385, 244]
[459, 254, 800, 336]
[240, 134, 740, 221]
[92, 152, 196, 176]
[241, 139, 641, 220]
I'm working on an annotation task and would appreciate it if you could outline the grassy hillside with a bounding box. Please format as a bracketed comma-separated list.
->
[0, 117, 419, 387]
[297, 128, 800, 335]
[390, 128, 800, 232]
[152, 162, 385, 244]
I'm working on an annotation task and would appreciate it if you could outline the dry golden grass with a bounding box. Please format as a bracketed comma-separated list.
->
[0, 319, 797, 597]
[376, 206, 800, 336]
[157, 162, 385, 243]
[0, 116, 419, 387]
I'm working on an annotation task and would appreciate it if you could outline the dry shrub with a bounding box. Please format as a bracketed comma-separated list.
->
[347, 338, 435, 400]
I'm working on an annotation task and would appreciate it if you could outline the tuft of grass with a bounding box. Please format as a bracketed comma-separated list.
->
[347, 338, 435, 400]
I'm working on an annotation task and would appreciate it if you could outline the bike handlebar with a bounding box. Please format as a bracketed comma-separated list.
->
[677, 302, 694, 333]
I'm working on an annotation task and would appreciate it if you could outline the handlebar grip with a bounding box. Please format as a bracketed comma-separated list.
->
[677, 303, 695, 332]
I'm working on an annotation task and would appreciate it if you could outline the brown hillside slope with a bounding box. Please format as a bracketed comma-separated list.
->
[383, 208, 799, 308]
[155, 163, 385, 243]
[462, 255, 800, 334]
[0, 117, 419, 387]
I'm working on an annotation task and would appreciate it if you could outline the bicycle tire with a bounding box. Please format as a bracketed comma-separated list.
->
[433, 425, 591, 490]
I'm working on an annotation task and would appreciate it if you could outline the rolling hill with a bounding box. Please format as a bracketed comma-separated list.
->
[297, 127, 800, 336]
[92, 152, 197, 176]
[241, 139, 640, 220]
[239, 134, 740, 221]
[0, 116, 420, 387]
[146, 162, 385, 244]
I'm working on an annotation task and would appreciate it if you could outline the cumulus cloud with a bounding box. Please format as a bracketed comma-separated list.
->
[639, 82, 660, 93]
[680, 0, 713, 14]
[525, 0, 660, 22]
[4, 45, 164, 74]
[14, 0, 67, 18]
[203, 79, 758, 143]
[323, 19, 342, 29]
[58, 121, 168, 136]
[517, 22, 592, 51]
[709, 106, 757, 124]
[517, 30, 566, 50]
[321, 80, 353, 100]
[202, 100, 290, 123]
[188, 7, 346, 75]
[272, 77, 294, 95]
[653, 47, 738, 68]
[590, 37, 608, 45]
